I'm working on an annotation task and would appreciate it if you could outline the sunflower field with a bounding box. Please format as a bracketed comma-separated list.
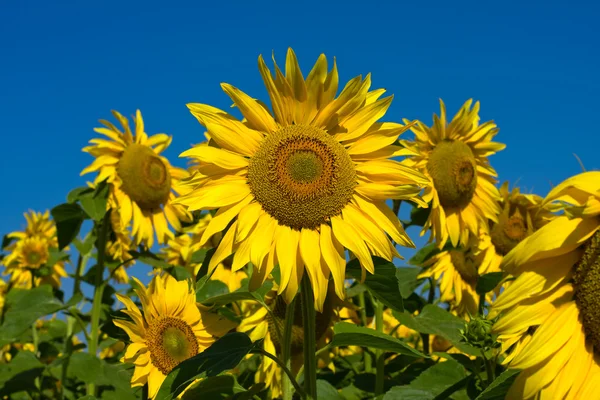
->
[0, 49, 598, 400]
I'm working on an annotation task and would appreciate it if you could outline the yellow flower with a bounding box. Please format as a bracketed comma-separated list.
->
[114, 274, 235, 399]
[177, 48, 428, 310]
[2, 210, 67, 288]
[0, 279, 6, 312]
[402, 100, 505, 248]
[418, 230, 499, 316]
[106, 202, 135, 283]
[490, 171, 600, 399]
[81, 110, 192, 248]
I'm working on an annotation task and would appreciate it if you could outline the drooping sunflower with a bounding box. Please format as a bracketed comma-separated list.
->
[114, 273, 235, 399]
[418, 229, 499, 316]
[177, 48, 429, 310]
[81, 110, 192, 248]
[490, 171, 600, 399]
[1, 211, 67, 288]
[402, 100, 505, 248]
[485, 182, 558, 276]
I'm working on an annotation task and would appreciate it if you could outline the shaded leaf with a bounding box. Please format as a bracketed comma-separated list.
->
[330, 322, 425, 358]
[1, 234, 16, 250]
[396, 267, 424, 298]
[384, 359, 468, 400]
[346, 257, 404, 312]
[68, 352, 103, 384]
[51, 203, 87, 249]
[79, 181, 109, 221]
[475, 369, 520, 400]
[317, 379, 345, 400]
[67, 187, 94, 203]
[190, 249, 208, 264]
[476, 272, 504, 295]
[129, 250, 170, 269]
[196, 280, 229, 303]
[408, 243, 440, 266]
[394, 305, 478, 355]
[0, 352, 44, 396]
[0, 286, 65, 346]
[156, 332, 257, 400]
[180, 375, 246, 399]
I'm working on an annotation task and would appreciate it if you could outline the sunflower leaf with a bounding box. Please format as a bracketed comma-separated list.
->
[408, 243, 441, 266]
[51, 203, 87, 249]
[156, 332, 258, 400]
[346, 257, 404, 312]
[475, 272, 504, 295]
[474, 369, 520, 400]
[396, 267, 424, 298]
[0, 351, 44, 396]
[79, 181, 109, 221]
[330, 322, 426, 358]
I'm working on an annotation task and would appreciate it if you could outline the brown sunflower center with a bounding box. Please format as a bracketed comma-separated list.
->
[449, 250, 478, 284]
[146, 316, 199, 375]
[247, 125, 356, 230]
[267, 295, 333, 356]
[491, 209, 529, 256]
[117, 143, 172, 210]
[573, 229, 600, 352]
[22, 243, 48, 268]
[426, 140, 478, 208]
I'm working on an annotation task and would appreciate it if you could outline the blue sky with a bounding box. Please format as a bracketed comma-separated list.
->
[1, 1, 599, 292]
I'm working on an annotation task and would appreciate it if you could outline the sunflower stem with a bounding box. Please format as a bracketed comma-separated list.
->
[375, 300, 385, 396]
[86, 212, 110, 397]
[253, 348, 307, 399]
[357, 291, 373, 372]
[481, 349, 495, 386]
[300, 274, 317, 399]
[281, 297, 296, 400]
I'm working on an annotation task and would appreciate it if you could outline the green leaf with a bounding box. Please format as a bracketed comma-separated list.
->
[46, 248, 70, 266]
[200, 278, 273, 306]
[384, 359, 467, 400]
[1, 234, 16, 250]
[330, 322, 426, 358]
[196, 280, 229, 303]
[406, 204, 431, 228]
[180, 375, 246, 399]
[476, 272, 504, 295]
[0, 351, 44, 396]
[393, 305, 479, 355]
[396, 267, 424, 298]
[79, 181, 109, 221]
[346, 257, 404, 312]
[73, 232, 97, 256]
[0, 286, 65, 346]
[475, 369, 520, 400]
[76, 396, 98, 400]
[67, 186, 94, 203]
[51, 203, 87, 249]
[68, 352, 103, 384]
[408, 243, 440, 266]
[316, 379, 345, 400]
[156, 332, 257, 400]
[170, 266, 193, 281]
[190, 249, 208, 264]
[129, 250, 170, 269]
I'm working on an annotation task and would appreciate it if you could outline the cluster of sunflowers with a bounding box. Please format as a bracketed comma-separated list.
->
[0, 48, 598, 400]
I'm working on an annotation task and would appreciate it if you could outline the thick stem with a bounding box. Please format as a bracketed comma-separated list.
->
[358, 292, 373, 372]
[481, 350, 495, 386]
[281, 297, 297, 400]
[86, 213, 110, 396]
[375, 300, 385, 396]
[300, 274, 317, 399]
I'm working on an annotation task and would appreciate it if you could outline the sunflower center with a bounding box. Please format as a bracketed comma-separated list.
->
[146, 316, 198, 375]
[491, 210, 529, 256]
[449, 250, 478, 284]
[117, 143, 172, 210]
[247, 125, 356, 230]
[426, 140, 478, 209]
[26, 251, 42, 266]
[572, 230, 600, 353]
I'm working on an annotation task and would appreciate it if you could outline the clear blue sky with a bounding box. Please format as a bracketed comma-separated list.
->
[1, 1, 599, 291]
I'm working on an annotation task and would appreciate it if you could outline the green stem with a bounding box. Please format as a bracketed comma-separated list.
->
[481, 349, 495, 386]
[253, 348, 307, 399]
[32, 322, 41, 390]
[421, 278, 436, 355]
[300, 274, 317, 399]
[375, 300, 385, 396]
[357, 291, 373, 372]
[86, 212, 110, 397]
[281, 297, 296, 400]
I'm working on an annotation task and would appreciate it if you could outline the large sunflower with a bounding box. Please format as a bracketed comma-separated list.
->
[1, 211, 67, 288]
[114, 274, 235, 399]
[490, 171, 600, 399]
[81, 110, 192, 248]
[402, 100, 505, 248]
[177, 48, 428, 310]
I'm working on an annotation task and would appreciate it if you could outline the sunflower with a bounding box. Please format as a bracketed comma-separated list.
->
[402, 100, 505, 248]
[106, 205, 135, 283]
[81, 110, 192, 248]
[114, 273, 235, 399]
[177, 48, 428, 310]
[0, 279, 7, 313]
[418, 229, 499, 316]
[490, 171, 600, 399]
[2, 211, 67, 288]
